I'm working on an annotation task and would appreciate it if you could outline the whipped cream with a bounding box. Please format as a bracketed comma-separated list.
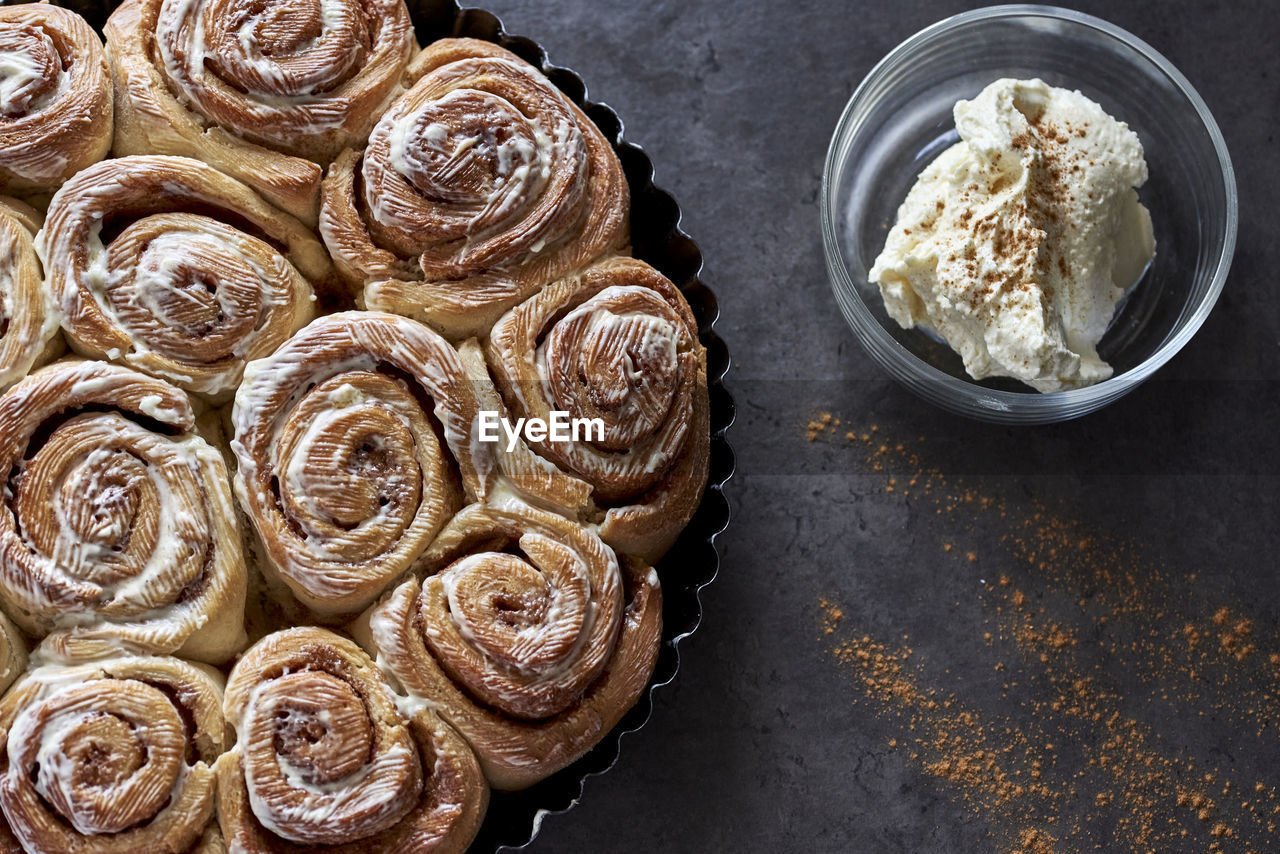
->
[869, 78, 1155, 392]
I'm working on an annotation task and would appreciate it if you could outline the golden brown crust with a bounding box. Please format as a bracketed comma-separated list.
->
[320, 38, 629, 338]
[456, 337, 596, 517]
[39, 155, 324, 402]
[230, 311, 494, 621]
[0, 613, 25, 700]
[217, 627, 487, 853]
[0, 197, 58, 392]
[352, 499, 662, 790]
[0, 654, 227, 854]
[485, 256, 710, 562]
[0, 359, 248, 663]
[105, 0, 415, 225]
[0, 5, 112, 200]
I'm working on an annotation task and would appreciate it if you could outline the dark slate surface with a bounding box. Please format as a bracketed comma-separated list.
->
[476, 1, 1280, 851]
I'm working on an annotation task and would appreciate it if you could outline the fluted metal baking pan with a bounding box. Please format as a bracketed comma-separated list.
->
[63, 0, 735, 849]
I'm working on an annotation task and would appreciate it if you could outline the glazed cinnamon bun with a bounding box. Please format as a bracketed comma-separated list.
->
[231, 311, 492, 620]
[217, 627, 487, 853]
[0, 654, 227, 853]
[0, 613, 24, 700]
[0, 197, 58, 393]
[38, 155, 324, 402]
[0, 359, 247, 664]
[485, 256, 710, 562]
[0, 4, 112, 200]
[106, 0, 416, 224]
[353, 498, 661, 790]
[320, 38, 629, 339]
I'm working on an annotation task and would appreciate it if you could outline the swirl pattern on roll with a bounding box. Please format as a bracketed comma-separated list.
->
[486, 256, 710, 562]
[354, 499, 661, 790]
[231, 311, 491, 619]
[0, 654, 227, 854]
[0, 197, 58, 392]
[38, 155, 326, 401]
[106, 0, 415, 224]
[0, 4, 112, 198]
[320, 38, 629, 339]
[217, 627, 487, 853]
[0, 359, 247, 664]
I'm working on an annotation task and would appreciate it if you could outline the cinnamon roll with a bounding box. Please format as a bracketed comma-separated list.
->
[0, 359, 248, 664]
[38, 155, 325, 402]
[485, 256, 710, 562]
[320, 38, 629, 339]
[0, 654, 227, 853]
[231, 311, 492, 620]
[0, 197, 58, 393]
[353, 499, 662, 790]
[106, 0, 416, 225]
[0, 4, 112, 200]
[217, 627, 487, 853]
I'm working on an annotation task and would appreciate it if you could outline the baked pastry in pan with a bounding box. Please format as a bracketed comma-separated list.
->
[0, 3, 710, 850]
[230, 310, 490, 621]
[352, 498, 663, 791]
[483, 256, 710, 562]
[0, 198, 59, 392]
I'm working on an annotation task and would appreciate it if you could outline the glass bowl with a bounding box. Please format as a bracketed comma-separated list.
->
[821, 4, 1237, 424]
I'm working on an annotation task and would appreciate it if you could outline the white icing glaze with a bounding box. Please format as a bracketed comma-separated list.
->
[38, 157, 318, 398]
[0, 27, 65, 116]
[532, 286, 689, 481]
[0, 361, 244, 660]
[363, 58, 587, 262]
[154, 0, 410, 139]
[0, 221, 58, 390]
[1, 656, 221, 847]
[230, 313, 485, 612]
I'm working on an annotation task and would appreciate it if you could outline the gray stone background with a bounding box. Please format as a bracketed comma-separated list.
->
[475, 1, 1280, 851]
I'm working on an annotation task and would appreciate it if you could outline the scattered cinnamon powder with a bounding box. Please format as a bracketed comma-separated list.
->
[806, 411, 841, 441]
[819, 598, 843, 635]
[1016, 827, 1058, 854]
[1212, 608, 1257, 662]
[813, 415, 1279, 853]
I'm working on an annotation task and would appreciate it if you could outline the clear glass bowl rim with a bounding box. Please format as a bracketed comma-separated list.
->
[820, 3, 1239, 420]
